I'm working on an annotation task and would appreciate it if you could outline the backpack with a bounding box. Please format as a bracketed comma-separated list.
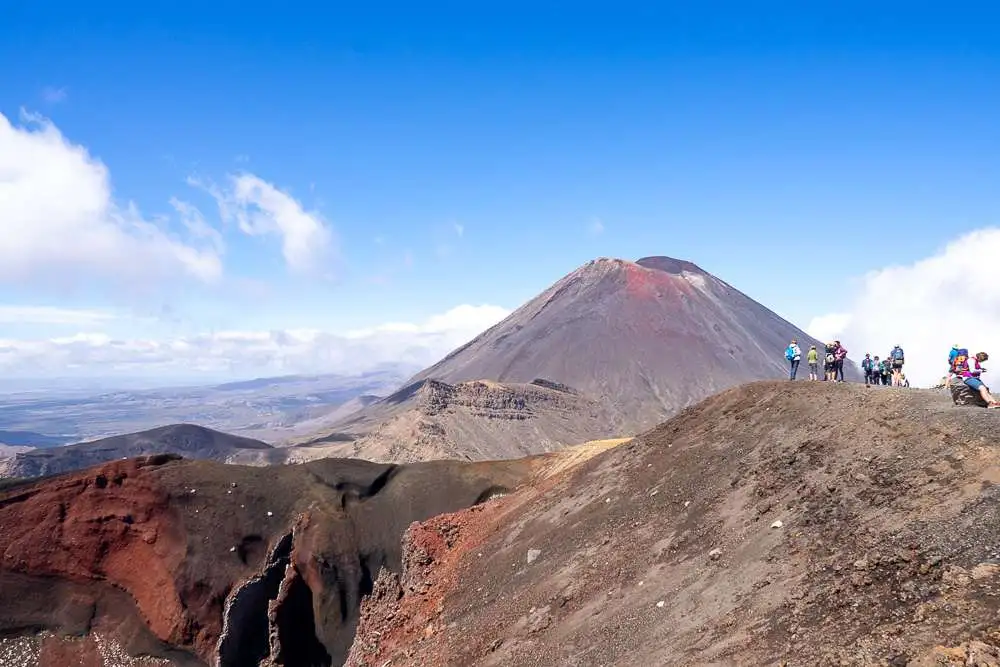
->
[952, 348, 969, 373]
[892, 347, 904, 361]
[826, 352, 835, 364]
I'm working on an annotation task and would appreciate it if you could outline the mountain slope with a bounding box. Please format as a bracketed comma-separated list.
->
[1, 423, 277, 479]
[308, 256, 857, 460]
[348, 381, 1000, 666]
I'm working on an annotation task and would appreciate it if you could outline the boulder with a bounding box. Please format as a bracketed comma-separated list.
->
[951, 380, 988, 407]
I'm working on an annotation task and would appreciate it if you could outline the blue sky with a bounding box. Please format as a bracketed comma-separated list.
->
[1, 2, 999, 385]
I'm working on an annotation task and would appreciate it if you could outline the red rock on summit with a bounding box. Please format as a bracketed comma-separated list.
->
[306, 256, 852, 460]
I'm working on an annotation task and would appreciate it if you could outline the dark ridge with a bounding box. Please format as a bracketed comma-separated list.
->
[635, 256, 707, 275]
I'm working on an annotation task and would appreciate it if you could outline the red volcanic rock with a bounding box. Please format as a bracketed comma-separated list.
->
[0, 454, 535, 666]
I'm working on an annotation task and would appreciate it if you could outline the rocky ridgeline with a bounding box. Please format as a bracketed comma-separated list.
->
[415, 379, 579, 420]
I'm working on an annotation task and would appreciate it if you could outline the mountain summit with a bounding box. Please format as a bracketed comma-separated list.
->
[306, 256, 851, 460]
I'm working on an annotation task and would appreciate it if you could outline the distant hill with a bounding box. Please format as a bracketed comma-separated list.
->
[303, 255, 859, 460]
[0, 429, 72, 448]
[1, 423, 276, 479]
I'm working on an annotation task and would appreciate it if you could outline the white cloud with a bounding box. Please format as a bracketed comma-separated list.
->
[0, 304, 512, 379]
[588, 217, 605, 236]
[0, 111, 224, 288]
[807, 227, 1000, 387]
[453, 222, 464, 237]
[197, 173, 335, 276]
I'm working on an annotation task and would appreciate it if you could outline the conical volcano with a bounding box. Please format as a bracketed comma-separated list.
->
[408, 256, 849, 429]
[303, 256, 857, 460]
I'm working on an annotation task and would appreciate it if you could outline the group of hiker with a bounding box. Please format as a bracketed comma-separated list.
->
[860, 346, 908, 387]
[782, 339, 1000, 409]
[783, 339, 848, 382]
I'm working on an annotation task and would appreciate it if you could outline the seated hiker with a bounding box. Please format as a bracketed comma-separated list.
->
[958, 351, 1000, 409]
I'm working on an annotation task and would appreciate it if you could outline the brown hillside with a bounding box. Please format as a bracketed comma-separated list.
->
[347, 381, 1000, 666]
[308, 256, 858, 461]
[294, 379, 618, 463]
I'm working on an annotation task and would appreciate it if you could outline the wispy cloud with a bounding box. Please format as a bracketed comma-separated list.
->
[453, 222, 464, 237]
[42, 86, 67, 104]
[193, 173, 337, 278]
[587, 217, 605, 236]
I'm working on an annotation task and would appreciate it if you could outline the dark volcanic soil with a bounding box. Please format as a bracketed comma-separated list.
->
[347, 381, 1000, 666]
[312, 256, 862, 461]
[0, 453, 538, 666]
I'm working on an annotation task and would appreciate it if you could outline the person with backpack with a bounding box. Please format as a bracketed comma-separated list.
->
[824, 342, 837, 381]
[880, 357, 892, 385]
[946, 344, 960, 388]
[833, 341, 848, 382]
[784, 339, 802, 380]
[861, 353, 874, 386]
[807, 345, 819, 380]
[889, 345, 905, 386]
[956, 351, 1000, 408]
[872, 356, 882, 386]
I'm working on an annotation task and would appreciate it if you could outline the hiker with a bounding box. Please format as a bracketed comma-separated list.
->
[807, 345, 819, 380]
[785, 339, 802, 380]
[880, 357, 892, 385]
[833, 340, 848, 382]
[946, 344, 960, 388]
[956, 351, 1000, 409]
[900, 372, 910, 388]
[824, 342, 837, 381]
[871, 356, 881, 386]
[889, 344, 905, 386]
[861, 353, 874, 385]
